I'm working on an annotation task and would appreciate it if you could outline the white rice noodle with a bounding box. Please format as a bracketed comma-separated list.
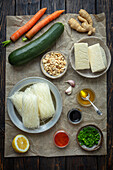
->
[9, 91, 23, 117]
[31, 83, 55, 120]
[22, 92, 40, 129]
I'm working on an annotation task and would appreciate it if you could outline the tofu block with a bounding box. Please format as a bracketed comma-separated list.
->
[74, 43, 90, 70]
[88, 43, 106, 73]
[100, 47, 107, 67]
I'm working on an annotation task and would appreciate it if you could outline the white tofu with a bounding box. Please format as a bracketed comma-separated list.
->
[100, 47, 107, 67]
[88, 43, 106, 73]
[74, 43, 90, 70]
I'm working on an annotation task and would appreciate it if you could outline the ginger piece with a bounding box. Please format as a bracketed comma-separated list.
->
[68, 9, 95, 36]
[78, 15, 95, 35]
[68, 18, 87, 32]
[79, 9, 93, 26]
[81, 22, 95, 35]
[78, 16, 87, 23]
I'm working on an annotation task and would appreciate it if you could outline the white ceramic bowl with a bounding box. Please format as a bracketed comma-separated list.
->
[41, 51, 68, 79]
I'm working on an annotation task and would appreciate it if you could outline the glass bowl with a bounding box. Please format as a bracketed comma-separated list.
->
[76, 88, 95, 107]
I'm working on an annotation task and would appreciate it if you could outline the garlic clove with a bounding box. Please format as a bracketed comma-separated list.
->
[65, 80, 75, 87]
[65, 86, 72, 95]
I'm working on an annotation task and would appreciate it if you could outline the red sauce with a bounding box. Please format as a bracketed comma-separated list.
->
[54, 130, 69, 148]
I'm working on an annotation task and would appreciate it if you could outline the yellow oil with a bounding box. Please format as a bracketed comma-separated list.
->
[77, 88, 95, 106]
[80, 90, 88, 98]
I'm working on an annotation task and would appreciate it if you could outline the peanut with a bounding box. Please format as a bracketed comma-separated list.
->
[42, 52, 67, 76]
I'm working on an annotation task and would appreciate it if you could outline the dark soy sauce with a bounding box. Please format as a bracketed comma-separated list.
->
[68, 109, 82, 124]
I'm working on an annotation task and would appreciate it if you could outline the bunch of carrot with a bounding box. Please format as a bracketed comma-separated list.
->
[2, 8, 65, 46]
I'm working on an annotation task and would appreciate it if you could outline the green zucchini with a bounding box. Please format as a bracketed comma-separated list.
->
[8, 22, 64, 66]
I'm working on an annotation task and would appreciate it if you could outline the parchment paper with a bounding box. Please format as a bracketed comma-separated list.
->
[5, 13, 107, 157]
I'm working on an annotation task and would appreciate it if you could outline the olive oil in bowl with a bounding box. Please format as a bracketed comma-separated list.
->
[77, 88, 95, 107]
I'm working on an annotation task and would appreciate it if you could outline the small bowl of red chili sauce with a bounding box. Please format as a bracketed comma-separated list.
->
[54, 130, 69, 148]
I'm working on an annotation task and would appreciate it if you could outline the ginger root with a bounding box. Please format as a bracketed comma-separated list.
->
[78, 16, 87, 23]
[68, 18, 87, 32]
[79, 9, 93, 26]
[68, 9, 95, 36]
[81, 22, 95, 35]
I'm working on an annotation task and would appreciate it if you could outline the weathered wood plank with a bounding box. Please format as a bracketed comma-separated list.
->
[0, 0, 15, 170]
[16, 0, 40, 15]
[65, 1, 98, 170]
[0, 0, 15, 131]
[39, 1, 66, 170]
[96, 0, 113, 170]
[14, 157, 39, 170]
[11, 1, 41, 169]
[66, 0, 96, 13]
[0, 0, 113, 170]
[82, 0, 96, 13]
[66, 156, 98, 170]
[40, 0, 54, 13]
[66, 0, 82, 13]
[0, 1, 40, 170]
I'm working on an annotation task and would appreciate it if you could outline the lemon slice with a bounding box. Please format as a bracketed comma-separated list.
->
[12, 134, 30, 153]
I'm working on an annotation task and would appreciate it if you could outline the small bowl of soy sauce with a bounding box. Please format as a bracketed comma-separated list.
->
[67, 108, 82, 124]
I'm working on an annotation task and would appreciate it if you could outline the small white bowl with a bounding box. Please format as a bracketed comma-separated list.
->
[41, 51, 68, 79]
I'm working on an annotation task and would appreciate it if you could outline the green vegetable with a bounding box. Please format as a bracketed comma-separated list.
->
[78, 127, 100, 148]
[8, 22, 64, 66]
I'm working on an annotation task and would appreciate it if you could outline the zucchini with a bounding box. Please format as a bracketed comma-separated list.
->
[8, 22, 64, 65]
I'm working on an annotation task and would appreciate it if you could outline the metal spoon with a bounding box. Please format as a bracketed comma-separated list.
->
[81, 93, 102, 116]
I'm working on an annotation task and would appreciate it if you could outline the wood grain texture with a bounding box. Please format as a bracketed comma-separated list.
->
[66, 156, 98, 170]
[0, 1, 15, 170]
[96, 0, 113, 170]
[0, 0, 113, 169]
[16, 0, 40, 15]
[39, 1, 65, 169]
[66, 1, 98, 170]
[11, 0, 41, 169]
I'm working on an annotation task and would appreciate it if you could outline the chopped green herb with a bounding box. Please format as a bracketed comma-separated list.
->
[77, 127, 100, 148]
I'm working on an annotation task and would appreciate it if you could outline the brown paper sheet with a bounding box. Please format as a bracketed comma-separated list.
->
[5, 13, 107, 157]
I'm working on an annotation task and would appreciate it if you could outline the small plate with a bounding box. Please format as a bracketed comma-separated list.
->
[70, 37, 111, 78]
[76, 124, 103, 151]
[7, 77, 62, 133]
[41, 51, 68, 79]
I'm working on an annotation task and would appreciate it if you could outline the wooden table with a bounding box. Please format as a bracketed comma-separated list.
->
[0, 0, 112, 169]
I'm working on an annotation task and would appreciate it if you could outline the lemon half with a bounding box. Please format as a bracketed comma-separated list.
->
[12, 134, 30, 153]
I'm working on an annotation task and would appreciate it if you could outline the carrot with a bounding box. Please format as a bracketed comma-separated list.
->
[24, 10, 65, 40]
[2, 8, 47, 46]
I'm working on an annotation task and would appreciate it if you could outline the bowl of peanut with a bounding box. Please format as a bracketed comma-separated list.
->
[41, 51, 68, 79]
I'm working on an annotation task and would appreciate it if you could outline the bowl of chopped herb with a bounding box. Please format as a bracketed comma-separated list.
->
[76, 124, 103, 151]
